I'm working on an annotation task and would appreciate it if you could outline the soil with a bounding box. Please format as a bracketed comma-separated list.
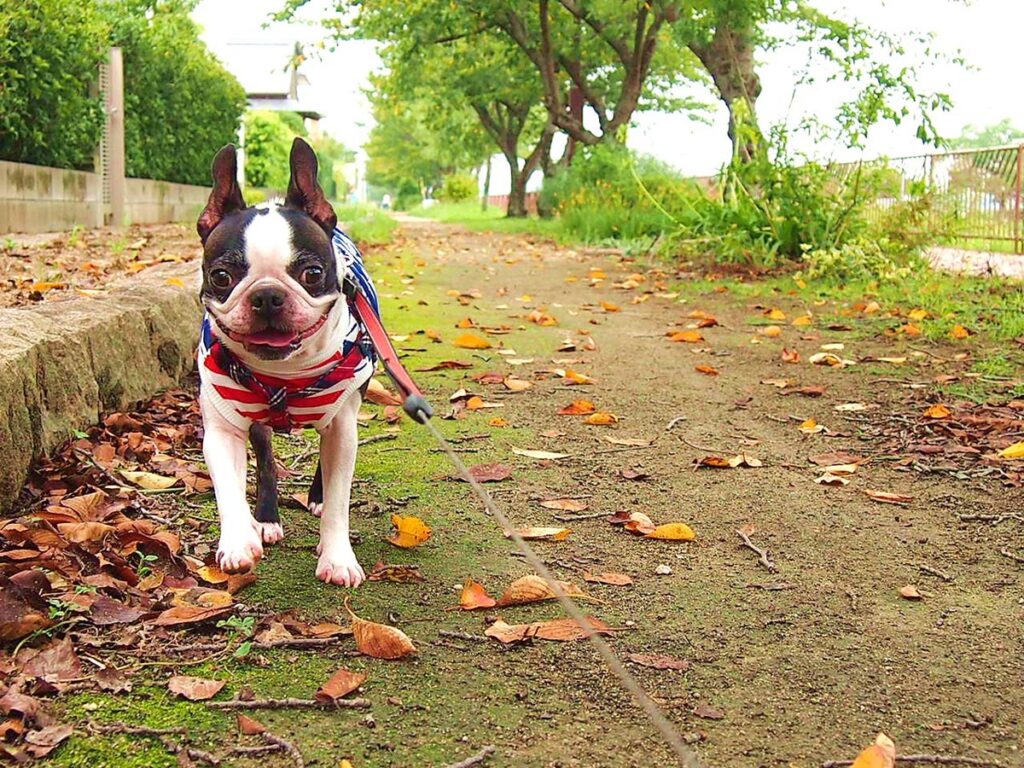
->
[7, 217, 1023, 767]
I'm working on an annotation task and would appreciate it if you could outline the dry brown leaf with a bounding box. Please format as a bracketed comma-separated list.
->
[695, 364, 720, 376]
[582, 571, 633, 586]
[504, 526, 571, 541]
[458, 578, 497, 610]
[484, 616, 611, 644]
[851, 733, 896, 768]
[237, 714, 266, 735]
[584, 412, 618, 425]
[539, 498, 587, 512]
[345, 601, 417, 660]
[864, 489, 913, 505]
[315, 667, 367, 703]
[167, 675, 225, 701]
[622, 511, 656, 535]
[558, 400, 596, 415]
[668, 330, 704, 343]
[899, 585, 923, 600]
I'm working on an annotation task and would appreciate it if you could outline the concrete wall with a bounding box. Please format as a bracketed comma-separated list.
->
[0, 161, 99, 233]
[0, 160, 208, 234]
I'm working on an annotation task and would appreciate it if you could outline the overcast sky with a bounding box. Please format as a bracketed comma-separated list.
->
[193, 0, 1024, 177]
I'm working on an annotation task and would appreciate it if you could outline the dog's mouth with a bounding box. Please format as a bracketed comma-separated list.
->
[216, 312, 329, 354]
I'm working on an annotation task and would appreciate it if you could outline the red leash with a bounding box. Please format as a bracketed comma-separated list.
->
[348, 286, 434, 424]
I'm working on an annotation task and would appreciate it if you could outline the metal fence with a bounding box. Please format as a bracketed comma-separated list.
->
[840, 144, 1024, 253]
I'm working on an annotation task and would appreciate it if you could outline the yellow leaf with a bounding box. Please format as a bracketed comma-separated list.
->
[851, 734, 895, 768]
[504, 527, 571, 541]
[455, 317, 476, 329]
[165, 277, 186, 288]
[668, 330, 704, 343]
[600, 301, 620, 312]
[900, 323, 922, 337]
[558, 400, 596, 415]
[949, 324, 970, 339]
[908, 308, 929, 321]
[583, 412, 618, 425]
[997, 441, 1024, 459]
[453, 333, 491, 349]
[695, 364, 719, 376]
[488, 417, 510, 428]
[799, 418, 825, 435]
[792, 315, 812, 326]
[645, 523, 696, 541]
[923, 404, 951, 420]
[387, 514, 431, 548]
[766, 308, 786, 320]
[120, 470, 179, 490]
[759, 325, 782, 338]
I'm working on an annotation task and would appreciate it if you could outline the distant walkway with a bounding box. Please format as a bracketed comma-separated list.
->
[926, 246, 1024, 279]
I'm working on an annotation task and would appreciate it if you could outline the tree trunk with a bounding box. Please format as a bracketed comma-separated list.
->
[690, 23, 762, 163]
[481, 156, 492, 212]
[506, 157, 529, 218]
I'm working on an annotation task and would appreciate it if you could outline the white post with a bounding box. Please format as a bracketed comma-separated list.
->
[107, 47, 126, 228]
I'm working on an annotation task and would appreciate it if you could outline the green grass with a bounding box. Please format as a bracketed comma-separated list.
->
[411, 201, 565, 239]
[336, 203, 398, 246]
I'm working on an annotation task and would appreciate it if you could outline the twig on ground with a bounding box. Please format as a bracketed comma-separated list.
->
[359, 433, 398, 447]
[907, 344, 954, 362]
[959, 513, 1024, 525]
[920, 565, 954, 582]
[1000, 547, 1024, 564]
[445, 745, 496, 768]
[735, 529, 776, 572]
[680, 437, 729, 454]
[206, 697, 370, 711]
[822, 754, 1002, 768]
[666, 416, 687, 430]
[262, 732, 305, 768]
[552, 511, 610, 522]
[439, 630, 487, 643]
[232, 745, 283, 756]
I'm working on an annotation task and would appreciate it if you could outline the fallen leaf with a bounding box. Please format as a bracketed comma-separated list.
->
[540, 498, 587, 512]
[583, 571, 633, 586]
[503, 377, 533, 392]
[851, 733, 896, 768]
[765, 308, 786, 321]
[627, 652, 689, 670]
[758, 325, 782, 338]
[558, 400, 596, 415]
[622, 511, 656, 535]
[495, 574, 591, 607]
[603, 436, 651, 447]
[781, 348, 801, 364]
[387, 515, 431, 548]
[997, 441, 1024, 459]
[346, 601, 417, 660]
[908, 308, 929, 321]
[815, 473, 849, 486]
[792, 315, 813, 327]
[150, 604, 234, 627]
[366, 562, 425, 583]
[458, 578, 497, 610]
[923, 404, 951, 420]
[512, 447, 569, 460]
[695, 364, 720, 376]
[668, 330, 704, 343]
[236, 714, 266, 735]
[462, 463, 513, 483]
[416, 360, 472, 371]
[799, 418, 825, 435]
[693, 702, 724, 720]
[864, 490, 913, 505]
[834, 402, 869, 412]
[484, 616, 611, 644]
[899, 585, 922, 601]
[315, 667, 367, 703]
[584, 412, 618, 425]
[23, 723, 73, 758]
[949, 324, 971, 339]
[504, 527, 571, 541]
[600, 301, 620, 312]
[167, 675, 225, 701]
[453, 333, 492, 350]
[119, 470, 179, 490]
[900, 322, 922, 337]
[645, 523, 696, 541]
[809, 451, 865, 466]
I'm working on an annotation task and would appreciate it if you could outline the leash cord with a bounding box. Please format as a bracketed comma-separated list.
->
[420, 416, 703, 768]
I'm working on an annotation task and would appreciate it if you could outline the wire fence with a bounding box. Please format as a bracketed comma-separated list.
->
[836, 144, 1024, 253]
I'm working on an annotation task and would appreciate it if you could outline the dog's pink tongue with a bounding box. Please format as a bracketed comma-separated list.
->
[243, 330, 296, 347]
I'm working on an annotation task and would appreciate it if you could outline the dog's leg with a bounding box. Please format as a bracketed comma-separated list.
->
[314, 395, 364, 586]
[307, 461, 323, 518]
[202, 400, 263, 573]
[249, 423, 284, 544]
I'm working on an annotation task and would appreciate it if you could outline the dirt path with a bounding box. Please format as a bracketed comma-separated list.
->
[9, 218, 1023, 767]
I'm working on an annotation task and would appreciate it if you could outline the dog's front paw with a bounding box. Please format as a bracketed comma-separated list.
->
[217, 527, 264, 573]
[254, 521, 285, 544]
[316, 545, 365, 587]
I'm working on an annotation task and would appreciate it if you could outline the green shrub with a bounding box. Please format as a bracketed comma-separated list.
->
[104, 0, 247, 185]
[0, 0, 109, 169]
[440, 173, 478, 203]
[335, 203, 397, 246]
[244, 111, 295, 191]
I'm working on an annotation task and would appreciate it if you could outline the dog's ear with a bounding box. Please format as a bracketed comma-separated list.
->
[285, 137, 337, 234]
[197, 145, 246, 243]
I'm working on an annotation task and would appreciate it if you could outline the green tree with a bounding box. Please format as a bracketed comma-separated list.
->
[948, 118, 1024, 149]
[0, 0, 109, 169]
[244, 111, 297, 190]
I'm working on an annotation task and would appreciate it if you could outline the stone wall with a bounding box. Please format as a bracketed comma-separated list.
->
[0, 263, 202, 510]
[0, 160, 209, 234]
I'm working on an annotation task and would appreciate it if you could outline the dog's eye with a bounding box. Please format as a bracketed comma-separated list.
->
[209, 269, 234, 290]
[300, 266, 324, 287]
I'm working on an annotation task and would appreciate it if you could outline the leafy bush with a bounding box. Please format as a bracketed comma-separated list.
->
[104, 0, 247, 185]
[244, 111, 296, 191]
[335, 203, 397, 246]
[0, 0, 109, 169]
[440, 173, 478, 203]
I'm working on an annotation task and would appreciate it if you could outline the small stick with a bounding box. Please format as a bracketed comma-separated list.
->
[1000, 547, 1024, 564]
[959, 513, 1024, 525]
[232, 745, 283, 756]
[919, 565, 953, 582]
[666, 416, 687, 430]
[206, 697, 370, 711]
[822, 754, 1002, 768]
[439, 630, 487, 643]
[553, 511, 609, 522]
[262, 732, 305, 768]
[680, 437, 729, 454]
[736, 529, 776, 572]
[360, 433, 398, 446]
[445, 745, 496, 768]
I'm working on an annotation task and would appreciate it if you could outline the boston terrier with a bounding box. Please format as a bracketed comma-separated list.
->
[196, 137, 375, 587]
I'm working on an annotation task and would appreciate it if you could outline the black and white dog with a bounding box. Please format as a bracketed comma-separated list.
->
[196, 138, 373, 587]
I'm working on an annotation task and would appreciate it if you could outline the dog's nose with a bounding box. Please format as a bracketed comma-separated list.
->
[250, 287, 286, 317]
